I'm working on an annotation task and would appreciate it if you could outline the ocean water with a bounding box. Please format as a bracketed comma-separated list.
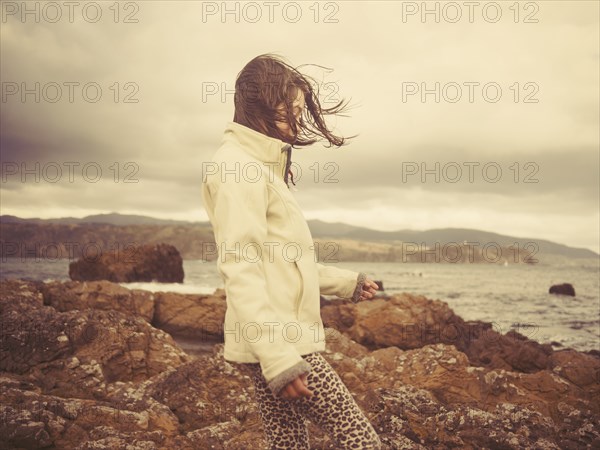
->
[2, 258, 598, 353]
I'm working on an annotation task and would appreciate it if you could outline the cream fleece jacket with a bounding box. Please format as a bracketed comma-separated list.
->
[201, 121, 366, 396]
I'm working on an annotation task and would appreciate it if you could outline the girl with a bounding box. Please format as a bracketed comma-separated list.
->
[201, 53, 382, 449]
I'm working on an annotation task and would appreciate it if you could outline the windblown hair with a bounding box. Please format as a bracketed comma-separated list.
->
[233, 53, 357, 147]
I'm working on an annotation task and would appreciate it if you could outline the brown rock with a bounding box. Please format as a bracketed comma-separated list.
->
[549, 348, 600, 391]
[0, 279, 189, 398]
[0, 373, 185, 450]
[152, 289, 226, 339]
[40, 279, 155, 322]
[549, 283, 576, 296]
[464, 327, 554, 373]
[322, 293, 555, 374]
[2, 279, 600, 449]
[69, 243, 184, 283]
[324, 333, 600, 449]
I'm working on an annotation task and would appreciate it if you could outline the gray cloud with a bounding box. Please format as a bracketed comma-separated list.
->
[1, 1, 598, 252]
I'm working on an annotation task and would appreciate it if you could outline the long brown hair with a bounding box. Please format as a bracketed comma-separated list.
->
[233, 53, 357, 148]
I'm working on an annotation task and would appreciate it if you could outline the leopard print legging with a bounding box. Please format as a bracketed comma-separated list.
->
[240, 352, 382, 450]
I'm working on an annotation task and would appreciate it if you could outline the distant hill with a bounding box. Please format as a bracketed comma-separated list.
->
[1, 213, 597, 262]
[0, 213, 211, 227]
[308, 219, 599, 260]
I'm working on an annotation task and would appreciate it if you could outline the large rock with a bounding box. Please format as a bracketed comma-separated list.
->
[152, 289, 226, 339]
[549, 283, 576, 296]
[0, 279, 189, 398]
[41, 278, 226, 341]
[316, 332, 600, 449]
[40, 279, 156, 322]
[2, 278, 599, 449]
[321, 292, 558, 373]
[69, 243, 184, 283]
[0, 374, 182, 450]
[0, 279, 192, 449]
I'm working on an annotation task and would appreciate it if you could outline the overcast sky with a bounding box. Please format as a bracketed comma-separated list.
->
[1, 1, 598, 253]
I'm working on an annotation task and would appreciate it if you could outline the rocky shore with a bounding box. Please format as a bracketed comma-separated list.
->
[1, 278, 599, 449]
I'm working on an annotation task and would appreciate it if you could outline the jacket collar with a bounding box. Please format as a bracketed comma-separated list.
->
[221, 121, 293, 186]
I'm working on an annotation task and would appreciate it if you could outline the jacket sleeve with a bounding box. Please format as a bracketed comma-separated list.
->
[202, 170, 311, 396]
[315, 262, 367, 303]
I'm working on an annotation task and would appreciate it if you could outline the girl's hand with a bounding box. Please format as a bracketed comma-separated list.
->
[360, 278, 379, 300]
[279, 373, 313, 400]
